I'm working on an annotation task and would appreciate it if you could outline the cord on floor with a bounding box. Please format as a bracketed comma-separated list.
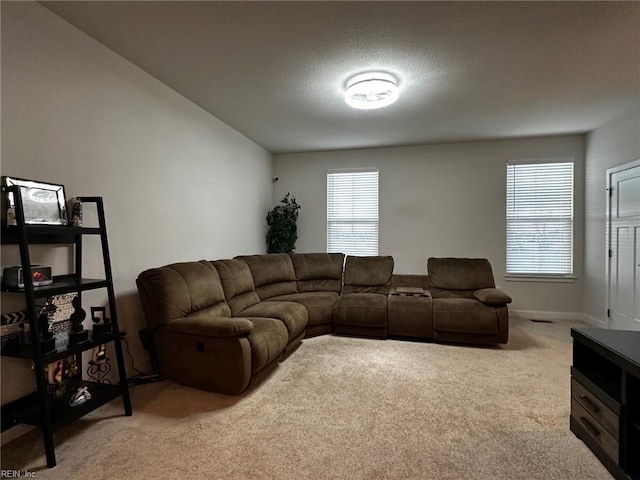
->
[120, 332, 164, 386]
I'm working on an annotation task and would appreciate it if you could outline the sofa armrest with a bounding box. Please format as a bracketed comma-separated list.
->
[473, 288, 512, 305]
[166, 315, 254, 338]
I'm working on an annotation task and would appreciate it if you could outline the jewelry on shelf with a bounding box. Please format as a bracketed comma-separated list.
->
[69, 386, 91, 407]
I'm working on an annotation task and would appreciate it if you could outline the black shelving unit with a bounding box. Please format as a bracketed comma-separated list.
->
[1, 187, 132, 468]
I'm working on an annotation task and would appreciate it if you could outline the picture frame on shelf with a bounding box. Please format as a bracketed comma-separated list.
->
[2, 176, 68, 226]
[45, 356, 77, 397]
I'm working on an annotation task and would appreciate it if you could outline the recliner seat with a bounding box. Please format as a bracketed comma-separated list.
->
[333, 255, 394, 338]
[136, 260, 288, 395]
[427, 257, 511, 345]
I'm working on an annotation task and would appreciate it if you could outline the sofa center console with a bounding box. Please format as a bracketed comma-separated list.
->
[570, 327, 640, 480]
[388, 287, 433, 338]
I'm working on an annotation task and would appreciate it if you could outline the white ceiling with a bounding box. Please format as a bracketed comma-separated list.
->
[42, 1, 640, 154]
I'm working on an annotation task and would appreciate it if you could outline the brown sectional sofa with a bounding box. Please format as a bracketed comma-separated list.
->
[136, 254, 511, 395]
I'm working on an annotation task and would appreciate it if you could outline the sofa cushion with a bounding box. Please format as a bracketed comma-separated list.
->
[212, 259, 261, 316]
[267, 292, 339, 327]
[474, 288, 512, 305]
[236, 254, 298, 300]
[137, 260, 231, 328]
[432, 298, 498, 335]
[333, 293, 388, 328]
[290, 253, 344, 293]
[429, 287, 476, 299]
[239, 301, 308, 341]
[343, 255, 394, 295]
[427, 258, 496, 290]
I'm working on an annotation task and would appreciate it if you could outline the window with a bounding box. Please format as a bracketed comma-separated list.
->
[506, 162, 574, 276]
[327, 169, 378, 256]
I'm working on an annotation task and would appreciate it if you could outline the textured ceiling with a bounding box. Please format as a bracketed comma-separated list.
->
[42, 1, 640, 154]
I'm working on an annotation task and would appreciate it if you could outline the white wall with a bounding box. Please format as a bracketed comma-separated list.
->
[0, 2, 273, 410]
[583, 107, 640, 326]
[275, 135, 585, 316]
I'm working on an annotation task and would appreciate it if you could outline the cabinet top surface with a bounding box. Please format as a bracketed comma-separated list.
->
[572, 327, 640, 368]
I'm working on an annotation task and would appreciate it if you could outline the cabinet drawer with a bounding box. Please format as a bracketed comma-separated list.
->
[571, 399, 619, 464]
[571, 377, 619, 439]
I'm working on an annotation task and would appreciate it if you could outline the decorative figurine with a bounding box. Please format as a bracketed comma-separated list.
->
[91, 306, 112, 338]
[68, 296, 89, 345]
[53, 360, 64, 384]
[69, 385, 91, 407]
[38, 311, 56, 354]
[52, 359, 67, 397]
[66, 356, 78, 378]
[69, 198, 82, 227]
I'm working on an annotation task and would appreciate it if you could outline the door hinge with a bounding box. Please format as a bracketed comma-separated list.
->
[607, 309, 611, 317]
[608, 249, 613, 258]
[608, 187, 613, 197]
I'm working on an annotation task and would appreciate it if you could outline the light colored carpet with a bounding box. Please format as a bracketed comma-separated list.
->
[1, 317, 611, 479]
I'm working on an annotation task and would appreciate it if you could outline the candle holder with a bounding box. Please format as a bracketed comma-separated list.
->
[91, 306, 112, 338]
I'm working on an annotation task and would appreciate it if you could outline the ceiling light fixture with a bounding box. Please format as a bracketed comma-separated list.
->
[344, 72, 399, 110]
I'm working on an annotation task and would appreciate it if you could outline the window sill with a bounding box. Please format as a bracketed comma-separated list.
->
[505, 275, 577, 283]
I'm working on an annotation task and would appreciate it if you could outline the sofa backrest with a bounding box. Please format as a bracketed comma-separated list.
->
[212, 259, 262, 316]
[392, 274, 429, 289]
[290, 253, 345, 293]
[427, 257, 495, 298]
[342, 255, 394, 295]
[136, 260, 231, 329]
[235, 254, 298, 300]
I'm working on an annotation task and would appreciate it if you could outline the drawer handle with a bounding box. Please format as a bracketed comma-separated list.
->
[580, 394, 600, 414]
[580, 416, 600, 438]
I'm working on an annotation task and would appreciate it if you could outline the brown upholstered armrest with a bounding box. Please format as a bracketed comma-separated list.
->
[473, 288, 512, 305]
[166, 315, 254, 338]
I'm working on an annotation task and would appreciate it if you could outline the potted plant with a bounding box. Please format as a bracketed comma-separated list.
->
[266, 193, 301, 253]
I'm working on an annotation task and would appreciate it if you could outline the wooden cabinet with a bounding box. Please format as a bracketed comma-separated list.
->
[571, 328, 640, 480]
[1, 187, 132, 468]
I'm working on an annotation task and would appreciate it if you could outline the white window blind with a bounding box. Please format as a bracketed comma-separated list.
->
[327, 170, 379, 256]
[506, 162, 574, 275]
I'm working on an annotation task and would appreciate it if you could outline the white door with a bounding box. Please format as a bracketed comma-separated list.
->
[608, 160, 640, 331]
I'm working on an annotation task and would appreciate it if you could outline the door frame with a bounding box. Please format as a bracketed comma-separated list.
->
[606, 158, 640, 329]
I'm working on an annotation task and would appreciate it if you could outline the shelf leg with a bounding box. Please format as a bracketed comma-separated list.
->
[95, 197, 133, 417]
[43, 427, 57, 468]
[113, 337, 133, 416]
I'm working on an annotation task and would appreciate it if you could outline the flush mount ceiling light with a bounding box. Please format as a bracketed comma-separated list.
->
[344, 72, 399, 110]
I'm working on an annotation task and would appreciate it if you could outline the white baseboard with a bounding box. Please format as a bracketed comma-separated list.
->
[512, 310, 582, 322]
[580, 314, 608, 328]
[512, 310, 608, 327]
